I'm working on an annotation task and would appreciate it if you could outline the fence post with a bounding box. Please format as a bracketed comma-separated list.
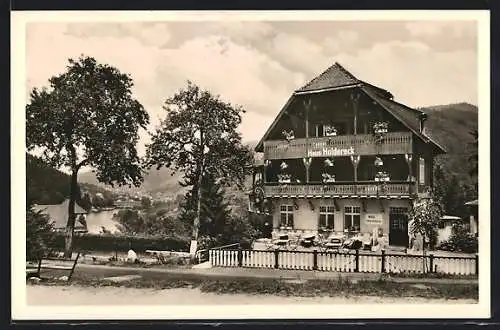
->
[381, 249, 386, 273]
[237, 248, 243, 267]
[475, 254, 479, 275]
[313, 249, 318, 270]
[274, 249, 280, 269]
[355, 249, 360, 272]
[429, 254, 434, 273]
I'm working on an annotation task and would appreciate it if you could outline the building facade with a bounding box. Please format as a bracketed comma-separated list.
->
[249, 63, 446, 247]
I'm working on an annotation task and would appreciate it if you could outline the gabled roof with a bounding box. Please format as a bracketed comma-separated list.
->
[33, 199, 88, 231]
[296, 62, 360, 93]
[255, 62, 447, 154]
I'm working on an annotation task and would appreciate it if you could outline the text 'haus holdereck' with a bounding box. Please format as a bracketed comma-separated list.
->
[249, 62, 446, 248]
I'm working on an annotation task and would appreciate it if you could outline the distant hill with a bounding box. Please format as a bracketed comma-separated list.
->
[78, 166, 186, 197]
[78, 141, 258, 197]
[421, 102, 478, 181]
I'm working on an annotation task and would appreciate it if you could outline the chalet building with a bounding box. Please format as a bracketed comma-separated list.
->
[249, 62, 446, 248]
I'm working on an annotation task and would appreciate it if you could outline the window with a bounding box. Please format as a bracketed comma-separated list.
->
[419, 157, 425, 184]
[319, 206, 335, 229]
[280, 205, 294, 228]
[344, 206, 361, 232]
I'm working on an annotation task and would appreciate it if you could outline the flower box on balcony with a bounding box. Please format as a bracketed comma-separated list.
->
[375, 171, 390, 182]
[282, 130, 295, 141]
[278, 174, 291, 184]
[373, 122, 389, 134]
[324, 125, 337, 137]
[322, 173, 336, 183]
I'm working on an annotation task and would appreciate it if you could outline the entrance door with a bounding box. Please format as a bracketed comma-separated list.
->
[389, 208, 409, 247]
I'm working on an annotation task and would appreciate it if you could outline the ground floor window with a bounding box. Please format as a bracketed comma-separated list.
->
[319, 206, 335, 229]
[344, 206, 361, 232]
[279, 204, 294, 228]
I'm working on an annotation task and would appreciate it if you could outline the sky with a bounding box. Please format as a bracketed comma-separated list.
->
[26, 20, 478, 153]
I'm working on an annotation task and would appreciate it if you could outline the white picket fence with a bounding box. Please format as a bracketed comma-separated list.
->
[208, 249, 478, 276]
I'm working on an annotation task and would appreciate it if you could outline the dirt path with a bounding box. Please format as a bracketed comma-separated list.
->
[27, 285, 476, 305]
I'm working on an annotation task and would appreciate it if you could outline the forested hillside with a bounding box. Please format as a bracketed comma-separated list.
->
[26, 153, 117, 207]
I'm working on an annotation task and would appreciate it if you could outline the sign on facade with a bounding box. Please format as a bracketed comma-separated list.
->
[307, 146, 355, 157]
[364, 213, 383, 225]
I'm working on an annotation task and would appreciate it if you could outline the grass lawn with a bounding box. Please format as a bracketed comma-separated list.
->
[30, 272, 478, 301]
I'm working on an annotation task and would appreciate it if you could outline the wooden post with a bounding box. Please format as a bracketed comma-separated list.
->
[114, 238, 118, 261]
[313, 249, 318, 270]
[263, 160, 268, 183]
[351, 91, 360, 135]
[68, 252, 81, 281]
[381, 249, 386, 273]
[304, 99, 310, 139]
[237, 248, 243, 267]
[355, 249, 360, 272]
[429, 254, 434, 273]
[274, 249, 280, 269]
[350, 155, 360, 182]
[475, 254, 479, 275]
[303, 157, 311, 183]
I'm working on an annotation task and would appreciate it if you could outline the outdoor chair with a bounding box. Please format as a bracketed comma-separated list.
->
[300, 234, 315, 248]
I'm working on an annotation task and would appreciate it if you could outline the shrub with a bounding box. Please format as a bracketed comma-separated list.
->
[49, 233, 190, 253]
[438, 223, 478, 253]
[26, 206, 56, 261]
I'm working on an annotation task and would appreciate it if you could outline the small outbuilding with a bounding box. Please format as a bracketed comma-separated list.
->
[33, 199, 89, 233]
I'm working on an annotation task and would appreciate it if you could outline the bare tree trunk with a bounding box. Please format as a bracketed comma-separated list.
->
[64, 169, 79, 258]
[191, 130, 205, 255]
[193, 158, 204, 241]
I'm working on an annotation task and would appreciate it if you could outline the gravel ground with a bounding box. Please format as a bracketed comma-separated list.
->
[26, 284, 477, 305]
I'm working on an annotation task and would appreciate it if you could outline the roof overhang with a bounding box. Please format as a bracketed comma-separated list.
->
[294, 83, 362, 96]
[361, 86, 447, 155]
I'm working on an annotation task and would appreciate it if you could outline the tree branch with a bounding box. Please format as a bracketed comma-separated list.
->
[76, 158, 89, 170]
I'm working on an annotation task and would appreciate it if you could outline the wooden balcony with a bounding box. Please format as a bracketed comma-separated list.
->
[263, 181, 414, 198]
[263, 132, 413, 160]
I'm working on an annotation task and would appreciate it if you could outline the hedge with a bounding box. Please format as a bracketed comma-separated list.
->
[50, 232, 190, 253]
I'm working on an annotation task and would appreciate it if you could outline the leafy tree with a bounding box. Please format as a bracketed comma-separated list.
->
[468, 128, 478, 177]
[178, 173, 232, 241]
[409, 197, 442, 272]
[468, 128, 478, 195]
[220, 215, 259, 249]
[432, 164, 447, 209]
[26, 55, 149, 257]
[146, 81, 252, 251]
[114, 206, 188, 238]
[79, 192, 93, 211]
[26, 204, 56, 261]
[141, 196, 152, 209]
[114, 209, 144, 235]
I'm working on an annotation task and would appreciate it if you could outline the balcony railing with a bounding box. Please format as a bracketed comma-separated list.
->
[263, 181, 414, 198]
[263, 132, 413, 160]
